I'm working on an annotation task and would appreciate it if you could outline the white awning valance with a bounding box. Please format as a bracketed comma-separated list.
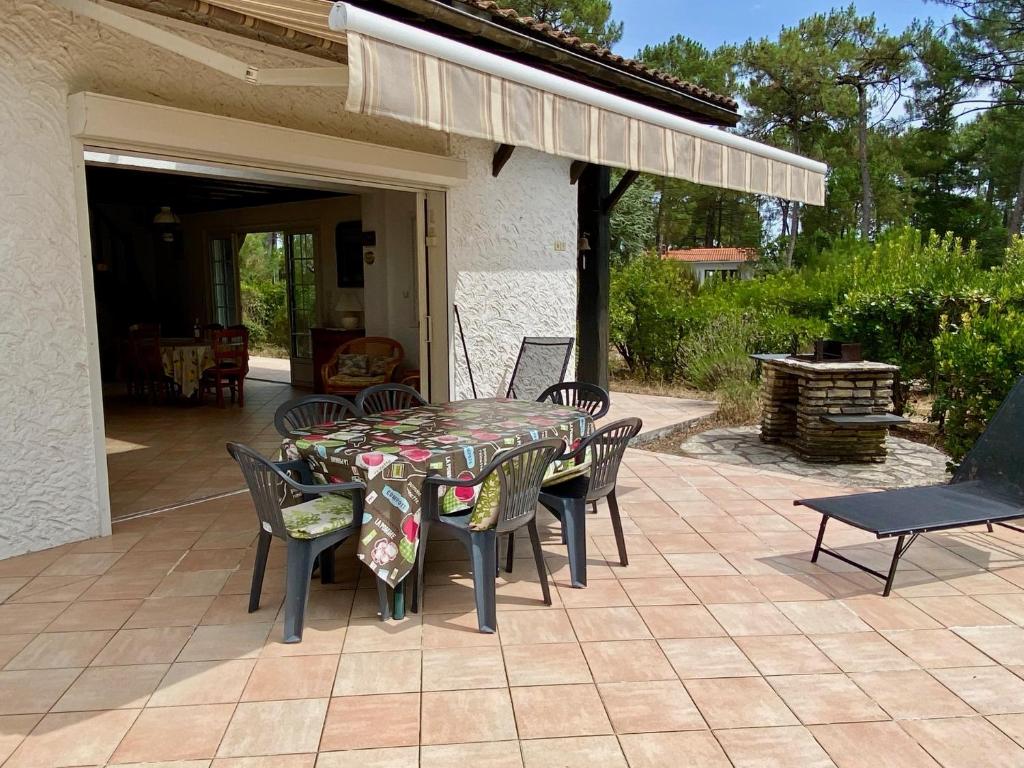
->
[329, 2, 826, 205]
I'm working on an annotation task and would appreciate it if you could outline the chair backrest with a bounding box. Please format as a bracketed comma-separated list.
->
[274, 395, 360, 438]
[952, 377, 1024, 499]
[581, 417, 643, 500]
[506, 337, 575, 401]
[355, 383, 427, 415]
[128, 323, 161, 370]
[538, 382, 611, 419]
[226, 442, 291, 538]
[338, 336, 404, 364]
[212, 327, 249, 372]
[489, 438, 566, 533]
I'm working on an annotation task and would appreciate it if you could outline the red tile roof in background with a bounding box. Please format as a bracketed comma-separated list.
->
[661, 247, 758, 263]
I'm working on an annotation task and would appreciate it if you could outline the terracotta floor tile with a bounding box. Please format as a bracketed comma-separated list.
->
[686, 676, 797, 729]
[707, 603, 800, 636]
[261, 621, 347, 658]
[333, 649, 421, 696]
[599, 679, 706, 733]
[520, 735, 626, 768]
[5, 708, 139, 768]
[92, 626, 193, 666]
[619, 577, 698, 606]
[571, 639, 666, 683]
[659, 637, 758, 679]
[619, 731, 730, 768]
[881, 628, 995, 669]
[498, 609, 577, 645]
[776, 601, 871, 634]
[504, 642, 592, 686]
[842, 597, 943, 631]
[241, 654, 336, 701]
[684, 576, 766, 604]
[81, 572, 163, 601]
[555, 579, 632, 608]
[53, 664, 167, 711]
[735, 635, 839, 675]
[746, 574, 833, 601]
[768, 673, 888, 725]
[201, 593, 283, 626]
[342, 617, 422, 653]
[125, 595, 217, 629]
[320, 694, 419, 751]
[851, 669, 975, 719]
[149, 660, 255, 706]
[153, 570, 233, 598]
[810, 632, 917, 672]
[422, 688, 516, 744]
[420, 741, 523, 768]
[5, 630, 114, 669]
[46, 599, 140, 631]
[422, 646, 506, 690]
[900, 717, 1024, 768]
[932, 666, 1024, 714]
[650, 534, 712, 554]
[639, 605, 725, 638]
[664, 553, 739, 577]
[0, 603, 69, 635]
[40, 552, 123, 577]
[317, 746, 419, 768]
[219, 698, 329, 756]
[909, 596, 1012, 627]
[0, 668, 82, 715]
[977, 593, 1024, 624]
[112, 704, 234, 763]
[954, 625, 1024, 665]
[214, 755, 316, 767]
[511, 683, 611, 739]
[810, 721, 940, 768]
[178, 623, 272, 662]
[0, 635, 33, 668]
[421, 612, 501, 648]
[175, 548, 246, 572]
[568, 607, 651, 642]
[989, 713, 1024, 747]
[0, 715, 41, 765]
[716, 725, 834, 768]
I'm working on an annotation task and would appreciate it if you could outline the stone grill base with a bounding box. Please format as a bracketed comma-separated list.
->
[760, 358, 899, 464]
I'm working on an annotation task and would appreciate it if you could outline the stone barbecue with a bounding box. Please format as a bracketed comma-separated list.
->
[758, 354, 903, 463]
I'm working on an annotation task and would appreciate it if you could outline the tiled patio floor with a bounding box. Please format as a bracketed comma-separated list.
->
[5, 449, 1024, 766]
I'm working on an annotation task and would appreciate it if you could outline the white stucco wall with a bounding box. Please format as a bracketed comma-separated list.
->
[447, 138, 578, 399]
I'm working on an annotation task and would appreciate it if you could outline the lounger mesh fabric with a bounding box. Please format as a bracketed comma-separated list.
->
[952, 377, 1024, 501]
[505, 337, 574, 401]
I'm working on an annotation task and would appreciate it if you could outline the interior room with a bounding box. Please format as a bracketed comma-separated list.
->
[85, 158, 424, 519]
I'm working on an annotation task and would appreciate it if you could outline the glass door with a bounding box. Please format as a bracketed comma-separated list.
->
[209, 236, 239, 327]
[285, 230, 317, 387]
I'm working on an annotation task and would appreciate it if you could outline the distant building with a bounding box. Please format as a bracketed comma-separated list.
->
[661, 247, 759, 285]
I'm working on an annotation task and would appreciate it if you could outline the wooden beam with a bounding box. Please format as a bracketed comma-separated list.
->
[492, 144, 516, 177]
[601, 170, 640, 215]
[570, 160, 589, 185]
[576, 165, 611, 390]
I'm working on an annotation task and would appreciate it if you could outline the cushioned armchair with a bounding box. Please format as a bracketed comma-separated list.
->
[322, 336, 404, 396]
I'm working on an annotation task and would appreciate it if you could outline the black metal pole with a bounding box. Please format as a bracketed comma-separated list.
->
[453, 304, 477, 399]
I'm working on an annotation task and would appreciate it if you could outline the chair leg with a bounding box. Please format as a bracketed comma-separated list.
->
[282, 538, 316, 643]
[376, 576, 392, 620]
[249, 530, 272, 613]
[469, 529, 498, 633]
[590, 501, 598, 514]
[414, 521, 430, 615]
[238, 376, 245, 406]
[319, 545, 336, 585]
[505, 533, 516, 573]
[528, 520, 552, 606]
[562, 499, 588, 588]
[607, 490, 628, 567]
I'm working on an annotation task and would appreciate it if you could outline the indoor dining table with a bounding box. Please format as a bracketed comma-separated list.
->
[281, 397, 595, 611]
[160, 337, 214, 399]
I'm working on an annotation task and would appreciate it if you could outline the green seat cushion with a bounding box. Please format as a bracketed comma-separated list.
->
[282, 494, 355, 539]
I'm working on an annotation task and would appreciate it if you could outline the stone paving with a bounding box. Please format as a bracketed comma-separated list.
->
[679, 426, 949, 489]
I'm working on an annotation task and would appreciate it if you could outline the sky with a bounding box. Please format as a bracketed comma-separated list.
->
[612, 0, 956, 56]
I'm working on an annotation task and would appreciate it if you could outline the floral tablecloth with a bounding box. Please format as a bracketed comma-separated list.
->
[161, 340, 213, 399]
[281, 398, 594, 587]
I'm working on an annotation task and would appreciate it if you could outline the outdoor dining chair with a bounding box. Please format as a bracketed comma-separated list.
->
[507, 417, 642, 588]
[274, 394, 361, 438]
[505, 336, 575, 401]
[355, 383, 427, 415]
[413, 438, 566, 633]
[537, 381, 611, 420]
[227, 442, 386, 643]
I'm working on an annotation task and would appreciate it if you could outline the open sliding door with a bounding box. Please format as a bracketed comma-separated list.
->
[417, 191, 450, 402]
[285, 230, 317, 388]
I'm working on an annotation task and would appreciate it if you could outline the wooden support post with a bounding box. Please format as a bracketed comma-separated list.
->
[492, 144, 515, 177]
[570, 160, 589, 185]
[576, 164, 611, 390]
[601, 170, 640, 215]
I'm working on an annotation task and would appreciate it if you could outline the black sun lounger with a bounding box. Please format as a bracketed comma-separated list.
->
[795, 377, 1024, 596]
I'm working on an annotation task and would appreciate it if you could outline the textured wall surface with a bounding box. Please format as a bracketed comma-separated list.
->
[0, 0, 448, 557]
[447, 138, 578, 400]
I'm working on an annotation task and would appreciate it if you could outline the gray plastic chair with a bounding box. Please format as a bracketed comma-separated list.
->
[355, 383, 427, 415]
[273, 395, 361, 438]
[537, 382, 611, 420]
[507, 418, 642, 588]
[227, 442, 385, 643]
[413, 438, 565, 633]
[506, 337, 575, 401]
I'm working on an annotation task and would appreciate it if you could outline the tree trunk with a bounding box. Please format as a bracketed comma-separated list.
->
[1008, 161, 1024, 244]
[857, 84, 873, 241]
[785, 203, 800, 268]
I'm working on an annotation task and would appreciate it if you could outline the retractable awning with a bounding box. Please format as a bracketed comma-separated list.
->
[328, 2, 826, 205]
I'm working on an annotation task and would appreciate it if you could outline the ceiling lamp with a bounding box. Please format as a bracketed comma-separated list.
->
[153, 206, 181, 242]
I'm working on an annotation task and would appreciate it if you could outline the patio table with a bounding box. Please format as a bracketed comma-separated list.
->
[281, 398, 594, 590]
[161, 338, 213, 399]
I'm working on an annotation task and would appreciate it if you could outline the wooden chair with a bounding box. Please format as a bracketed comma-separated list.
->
[202, 327, 249, 407]
[127, 323, 174, 402]
[322, 336, 403, 397]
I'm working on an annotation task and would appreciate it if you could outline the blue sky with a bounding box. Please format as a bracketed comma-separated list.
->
[613, 0, 955, 55]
